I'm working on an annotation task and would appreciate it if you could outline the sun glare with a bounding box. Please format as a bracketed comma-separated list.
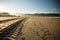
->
[0, 4, 15, 15]
[0, 4, 6, 12]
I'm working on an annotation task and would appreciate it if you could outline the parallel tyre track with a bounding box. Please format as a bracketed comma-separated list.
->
[0, 18, 26, 40]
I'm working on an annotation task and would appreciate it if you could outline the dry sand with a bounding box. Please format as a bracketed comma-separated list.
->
[0, 17, 20, 21]
[18, 17, 60, 40]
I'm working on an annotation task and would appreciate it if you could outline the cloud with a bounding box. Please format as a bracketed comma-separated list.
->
[53, 8, 57, 10]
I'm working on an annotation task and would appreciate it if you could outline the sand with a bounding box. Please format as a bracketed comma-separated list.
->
[18, 17, 60, 40]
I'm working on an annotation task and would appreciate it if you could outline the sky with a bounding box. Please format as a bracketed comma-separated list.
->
[0, 0, 60, 15]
